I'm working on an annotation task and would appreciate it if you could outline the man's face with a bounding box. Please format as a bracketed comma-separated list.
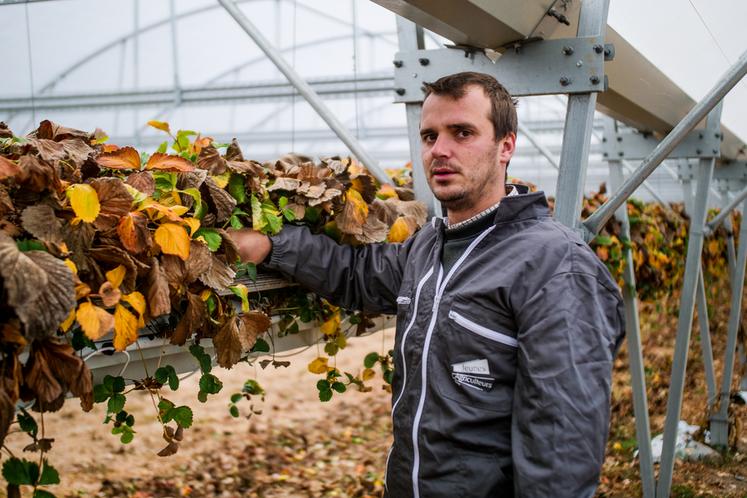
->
[420, 85, 515, 221]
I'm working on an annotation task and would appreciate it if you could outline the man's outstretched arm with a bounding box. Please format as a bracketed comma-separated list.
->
[229, 225, 412, 314]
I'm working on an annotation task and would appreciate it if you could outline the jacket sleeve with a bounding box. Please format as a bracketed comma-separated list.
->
[511, 271, 625, 498]
[263, 224, 413, 315]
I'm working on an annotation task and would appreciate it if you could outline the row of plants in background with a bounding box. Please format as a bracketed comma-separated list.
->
[0, 119, 425, 497]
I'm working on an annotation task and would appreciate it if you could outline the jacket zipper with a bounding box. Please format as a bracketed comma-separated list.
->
[385, 267, 434, 490]
[410, 225, 496, 498]
[448, 310, 518, 348]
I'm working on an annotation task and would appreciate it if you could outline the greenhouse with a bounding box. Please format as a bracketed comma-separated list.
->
[1, 0, 747, 496]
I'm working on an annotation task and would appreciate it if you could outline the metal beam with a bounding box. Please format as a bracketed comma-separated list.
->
[656, 106, 721, 498]
[0, 74, 394, 113]
[607, 159, 655, 498]
[393, 36, 607, 103]
[553, 0, 609, 229]
[706, 183, 747, 234]
[582, 49, 747, 239]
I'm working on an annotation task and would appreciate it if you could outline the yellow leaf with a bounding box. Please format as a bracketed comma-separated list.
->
[113, 304, 139, 351]
[76, 302, 114, 340]
[147, 120, 171, 133]
[183, 217, 201, 236]
[64, 259, 78, 275]
[66, 184, 100, 223]
[122, 291, 146, 316]
[308, 357, 330, 374]
[388, 217, 415, 243]
[154, 223, 191, 261]
[377, 184, 397, 200]
[320, 312, 341, 336]
[362, 368, 376, 381]
[199, 289, 212, 301]
[59, 309, 76, 332]
[75, 283, 91, 300]
[170, 205, 189, 216]
[211, 172, 231, 189]
[106, 264, 126, 289]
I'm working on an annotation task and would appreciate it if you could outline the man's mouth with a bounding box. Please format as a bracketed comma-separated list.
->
[431, 167, 457, 180]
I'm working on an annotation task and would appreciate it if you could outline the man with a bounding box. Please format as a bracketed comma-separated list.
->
[230, 72, 625, 497]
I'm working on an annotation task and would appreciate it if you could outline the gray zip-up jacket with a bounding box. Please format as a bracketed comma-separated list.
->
[265, 191, 625, 498]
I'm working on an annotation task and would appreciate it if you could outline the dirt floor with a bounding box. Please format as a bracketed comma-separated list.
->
[3, 309, 747, 498]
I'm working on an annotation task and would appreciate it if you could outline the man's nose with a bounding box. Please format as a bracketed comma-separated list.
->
[429, 135, 451, 158]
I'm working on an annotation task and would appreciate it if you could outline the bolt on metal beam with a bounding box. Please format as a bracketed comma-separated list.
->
[583, 48, 747, 239]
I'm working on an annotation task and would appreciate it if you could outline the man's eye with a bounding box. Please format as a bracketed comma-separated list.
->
[457, 129, 472, 138]
[422, 134, 436, 143]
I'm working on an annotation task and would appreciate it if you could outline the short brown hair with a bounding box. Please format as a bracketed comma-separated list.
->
[422, 72, 518, 141]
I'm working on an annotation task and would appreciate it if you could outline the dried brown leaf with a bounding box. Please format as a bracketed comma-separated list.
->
[268, 177, 301, 193]
[157, 441, 179, 457]
[117, 211, 152, 254]
[0, 156, 21, 180]
[21, 204, 63, 245]
[146, 153, 195, 172]
[355, 212, 388, 244]
[34, 120, 89, 141]
[96, 146, 141, 170]
[31, 138, 66, 163]
[203, 176, 236, 223]
[18, 155, 60, 193]
[216, 228, 239, 265]
[126, 171, 156, 196]
[147, 257, 171, 317]
[60, 138, 94, 167]
[185, 240, 212, 283]
[198, 254, 236, 291]
[238, 310, 271, 351]
[91, 177, 134, 230]
[99, 281, 122, 307]
[197, 146, 227, 175]
[171, 292, 206, 346]
[0, 389, 14, 448]
[225, 139, 244, 161]
[213, 315, 242, 368]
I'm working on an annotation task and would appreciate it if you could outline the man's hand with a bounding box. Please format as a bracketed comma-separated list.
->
[227, 228, 272, 264]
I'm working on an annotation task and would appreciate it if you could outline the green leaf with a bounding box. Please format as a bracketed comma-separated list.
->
[230, 215, 243, 230]
[229, 405, 240, 418]
[594, 235, 613, 246]
[316, 379, 330, 391]
[194, 228, 222, 252]
[2, 457, 37, 486]
[229, 284, 250, 313]
[17, 409, 38, 437]
[154, 366, 170, 384]
[179, 188, 202, 209]
[107, 393, 126, 414]
[363, 352, 379, 369]
[16, 239, 46, 252]
[318, 389, 333, 402]
[383, 370, 393, 385]
[282, 208, 296, 222]
[230, 393, 243, 403]
[304, 206, 321, 223]
[156, 141, 168, 154]
[126, 414, 135, 427]
[199, 373, 223, 395]
[158, 398, 175, 413]
[331, 382, 347, 393]
[250, 338, 270, 353]
[120, 428, 134, 444]
[112, 376, 126, 393]
[93, 384, 110, 403]
[171, 406, 194, 428]
[324, 342, 339, 356]
[189, 344, 212, 373]
[71, 328, 96, 351]
[197, 391, 208, 403]
[38, 460, 60, 486]
[242, 379, 264, 396]
[228, 174, 247, 203]
[33, 490, 57, 498]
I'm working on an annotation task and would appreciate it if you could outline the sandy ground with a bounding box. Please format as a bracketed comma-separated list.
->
[3, 329, 396, 497]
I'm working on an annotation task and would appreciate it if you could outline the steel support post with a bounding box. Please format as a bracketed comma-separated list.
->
[395, 15, 438, 216]
[710, 194, 747, 448]
[217, 0, 392, 186]
[656, 108, 721, 497]
[681, 177, 718, 405]
[583, 49, 747, 239]
[554, 0, 609, 228]
[607, 159, 655, 498]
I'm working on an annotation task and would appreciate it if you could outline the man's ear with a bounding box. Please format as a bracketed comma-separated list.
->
[498, 132, 516, 167]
